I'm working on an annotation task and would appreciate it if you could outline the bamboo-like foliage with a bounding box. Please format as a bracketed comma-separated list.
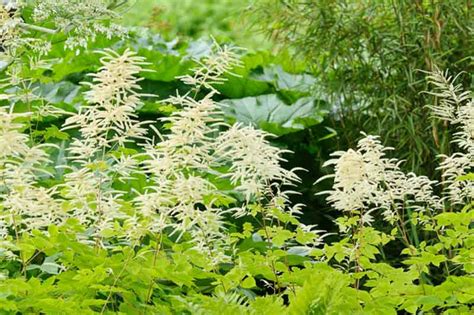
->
[252, 0, 473, 174]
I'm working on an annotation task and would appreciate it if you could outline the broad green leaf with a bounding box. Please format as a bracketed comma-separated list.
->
[138, 50, 194, 82]
[252, 65, 316, 93]
[221, 94, 328, 135]
[36, 81, 81, 105]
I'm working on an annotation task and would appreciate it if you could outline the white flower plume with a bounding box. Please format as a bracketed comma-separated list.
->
[63, 48, 151, 163]
[321, 68, 473, 227]
[0, 107, 62, 234]
[427, 68, 473, 204]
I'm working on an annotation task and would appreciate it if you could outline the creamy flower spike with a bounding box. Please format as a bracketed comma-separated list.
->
[321, 68, 473, 229]
[215, 123, 300, 201]
[59, 49, 152, 238]
[63, 49, 150, 162]
[0, 108, 29, 158]
[427, 68, 473, 204]
[0, 107, 63, 234]
[178, 40, 242, 93]
[134, 42, 304, 264]
[321, 132, 445, 226]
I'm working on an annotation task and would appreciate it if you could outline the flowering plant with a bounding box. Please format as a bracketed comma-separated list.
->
[0, 1, 472, 314]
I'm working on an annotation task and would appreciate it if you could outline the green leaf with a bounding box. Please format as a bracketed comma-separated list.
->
[36, 81, 81, 105]
[138, 50, 194, 82]
[40, 262, 62, 275]
[44, 125, 69, 140]
[221, 94, 327, 135]
[241, 276, 256, 289]
[252, 65, 316, 93]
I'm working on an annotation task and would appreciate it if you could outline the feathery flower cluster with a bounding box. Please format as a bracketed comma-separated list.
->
[427, 69, 474, 204]
[321, 68, 472, 229]
[53, 44, 280, 255]
[63, 49, 150, 162]
[32, 0, 127, 50]
[0, 1, 26, 54]
[132, 42, 303, 263]
[60, 49, 149, 235]
[178, 41, 242, 93]
[135, 92, 225, 247]
[0, 107, 62, 235]
[1, 41, 315, 269]
[321, 134, 440, 226]
[215, 124, 300, 202]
